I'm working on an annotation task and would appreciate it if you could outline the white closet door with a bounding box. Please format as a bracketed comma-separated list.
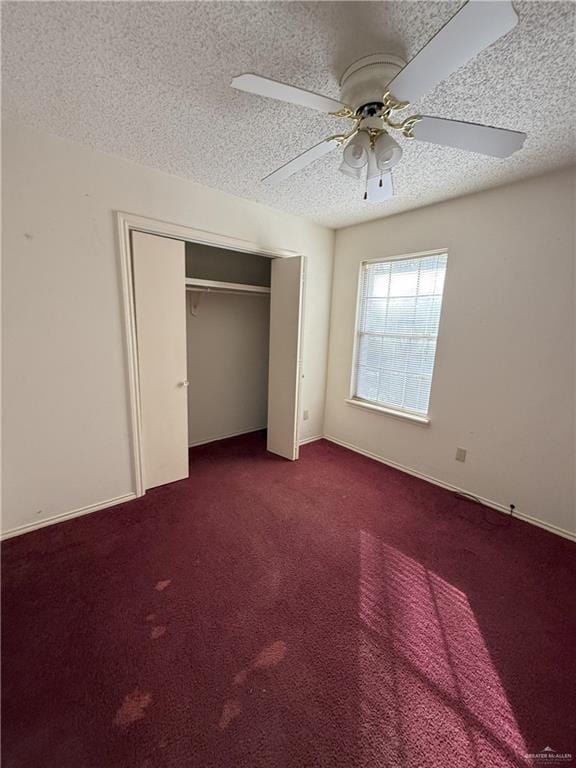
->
[132, 232, 189, 489]
[267, 255, 304, 460]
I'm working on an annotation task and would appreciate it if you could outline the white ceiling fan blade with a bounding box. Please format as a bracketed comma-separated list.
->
[262, 138, 339, 185]
[412, 116, 526, 158]
[366, 152, 394, 202]
[231, 74, 349, 114]
[366, 171, 393, 202]
[387, 0, 518, 105]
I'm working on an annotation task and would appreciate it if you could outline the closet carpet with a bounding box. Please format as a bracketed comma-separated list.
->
[2, 431, 575, 768]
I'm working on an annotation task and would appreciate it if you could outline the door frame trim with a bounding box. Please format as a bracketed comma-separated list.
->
[116, 211, 301, 497]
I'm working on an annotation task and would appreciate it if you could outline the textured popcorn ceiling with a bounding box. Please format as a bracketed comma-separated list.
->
[3, 1, 575, 228]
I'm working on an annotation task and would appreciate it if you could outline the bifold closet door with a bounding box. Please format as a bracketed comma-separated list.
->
[267, 255, 304, 460]
[132, 232, 189, 490]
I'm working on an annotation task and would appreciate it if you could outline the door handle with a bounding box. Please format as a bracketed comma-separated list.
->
[178, 381, 189, 387]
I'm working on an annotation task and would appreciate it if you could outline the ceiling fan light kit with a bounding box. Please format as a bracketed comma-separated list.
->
[231, 0, 527, 204]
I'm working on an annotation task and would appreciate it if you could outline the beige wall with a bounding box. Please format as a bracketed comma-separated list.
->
[3, 119, 574, 541]
[2, 121, 334, 536]
[324, 168, 576, 538]
[186, 292, 270, 446]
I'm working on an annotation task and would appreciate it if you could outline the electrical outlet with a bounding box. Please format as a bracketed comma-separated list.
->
[455, 447, 467, 462]
[303, 410, 309, 421]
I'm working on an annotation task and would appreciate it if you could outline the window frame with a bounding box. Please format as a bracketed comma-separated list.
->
[348, 248, 448, 425]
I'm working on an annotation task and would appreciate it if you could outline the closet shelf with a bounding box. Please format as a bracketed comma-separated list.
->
[185, 277, 270, 296]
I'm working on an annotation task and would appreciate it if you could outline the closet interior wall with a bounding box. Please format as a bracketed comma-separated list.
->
[185, 243, 272, 447]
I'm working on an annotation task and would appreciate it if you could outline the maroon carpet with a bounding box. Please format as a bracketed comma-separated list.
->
[2, 432, 575, 768]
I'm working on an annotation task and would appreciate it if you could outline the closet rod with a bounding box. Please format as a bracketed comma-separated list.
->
[185, 277, 270, 295]
[186, 287, 269, 297]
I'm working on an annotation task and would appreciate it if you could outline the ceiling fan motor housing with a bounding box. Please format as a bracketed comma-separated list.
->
[340, 53, 406, 113]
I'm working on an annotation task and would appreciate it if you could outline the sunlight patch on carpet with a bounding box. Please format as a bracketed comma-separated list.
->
[359, 531, 528, 767]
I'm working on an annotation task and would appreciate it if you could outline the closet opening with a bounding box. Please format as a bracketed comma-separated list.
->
[184, 242, 272, 451]
[126, 223, 304, 495]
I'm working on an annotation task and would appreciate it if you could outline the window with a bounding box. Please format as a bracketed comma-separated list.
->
[351, 251, 447, 420]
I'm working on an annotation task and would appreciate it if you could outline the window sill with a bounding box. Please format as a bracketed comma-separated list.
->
[345, 398, 431, 426]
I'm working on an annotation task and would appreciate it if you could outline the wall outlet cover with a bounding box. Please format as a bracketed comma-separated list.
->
[455, 447, 467, 462]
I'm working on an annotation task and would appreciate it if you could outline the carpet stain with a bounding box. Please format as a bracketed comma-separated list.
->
[252, 640, 287, 670]
[150, 625, 166, 640]
[233, 669, 248, 686]
[218, 699, 241, 731]
[114, 690, 152, 728]
[155, 580, 171, 592]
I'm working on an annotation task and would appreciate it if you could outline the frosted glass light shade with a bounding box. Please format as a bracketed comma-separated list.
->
[342, 132, 371, 169]
[374, 133, 402, 170]
[339, 159, 363, 179]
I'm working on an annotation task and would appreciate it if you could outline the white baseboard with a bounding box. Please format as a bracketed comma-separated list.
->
[299, 434, 323, 445]
[4, 437, 573, 544]
[323, 435, 576, 543]
[188, 426, 266, 448]
[1, 492, 138, 541]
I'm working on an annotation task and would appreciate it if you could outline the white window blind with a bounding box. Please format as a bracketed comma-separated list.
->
[353, 252, 448, 416]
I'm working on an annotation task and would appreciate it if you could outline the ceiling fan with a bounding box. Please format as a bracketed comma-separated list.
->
[231, 0, 527, 202]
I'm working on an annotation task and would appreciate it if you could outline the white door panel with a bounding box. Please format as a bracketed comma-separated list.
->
[132, 232, 189, 489]
[267, 255, 303, 460]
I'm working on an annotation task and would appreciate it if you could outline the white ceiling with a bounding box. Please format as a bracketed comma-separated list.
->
[3, 1, 575, 228]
